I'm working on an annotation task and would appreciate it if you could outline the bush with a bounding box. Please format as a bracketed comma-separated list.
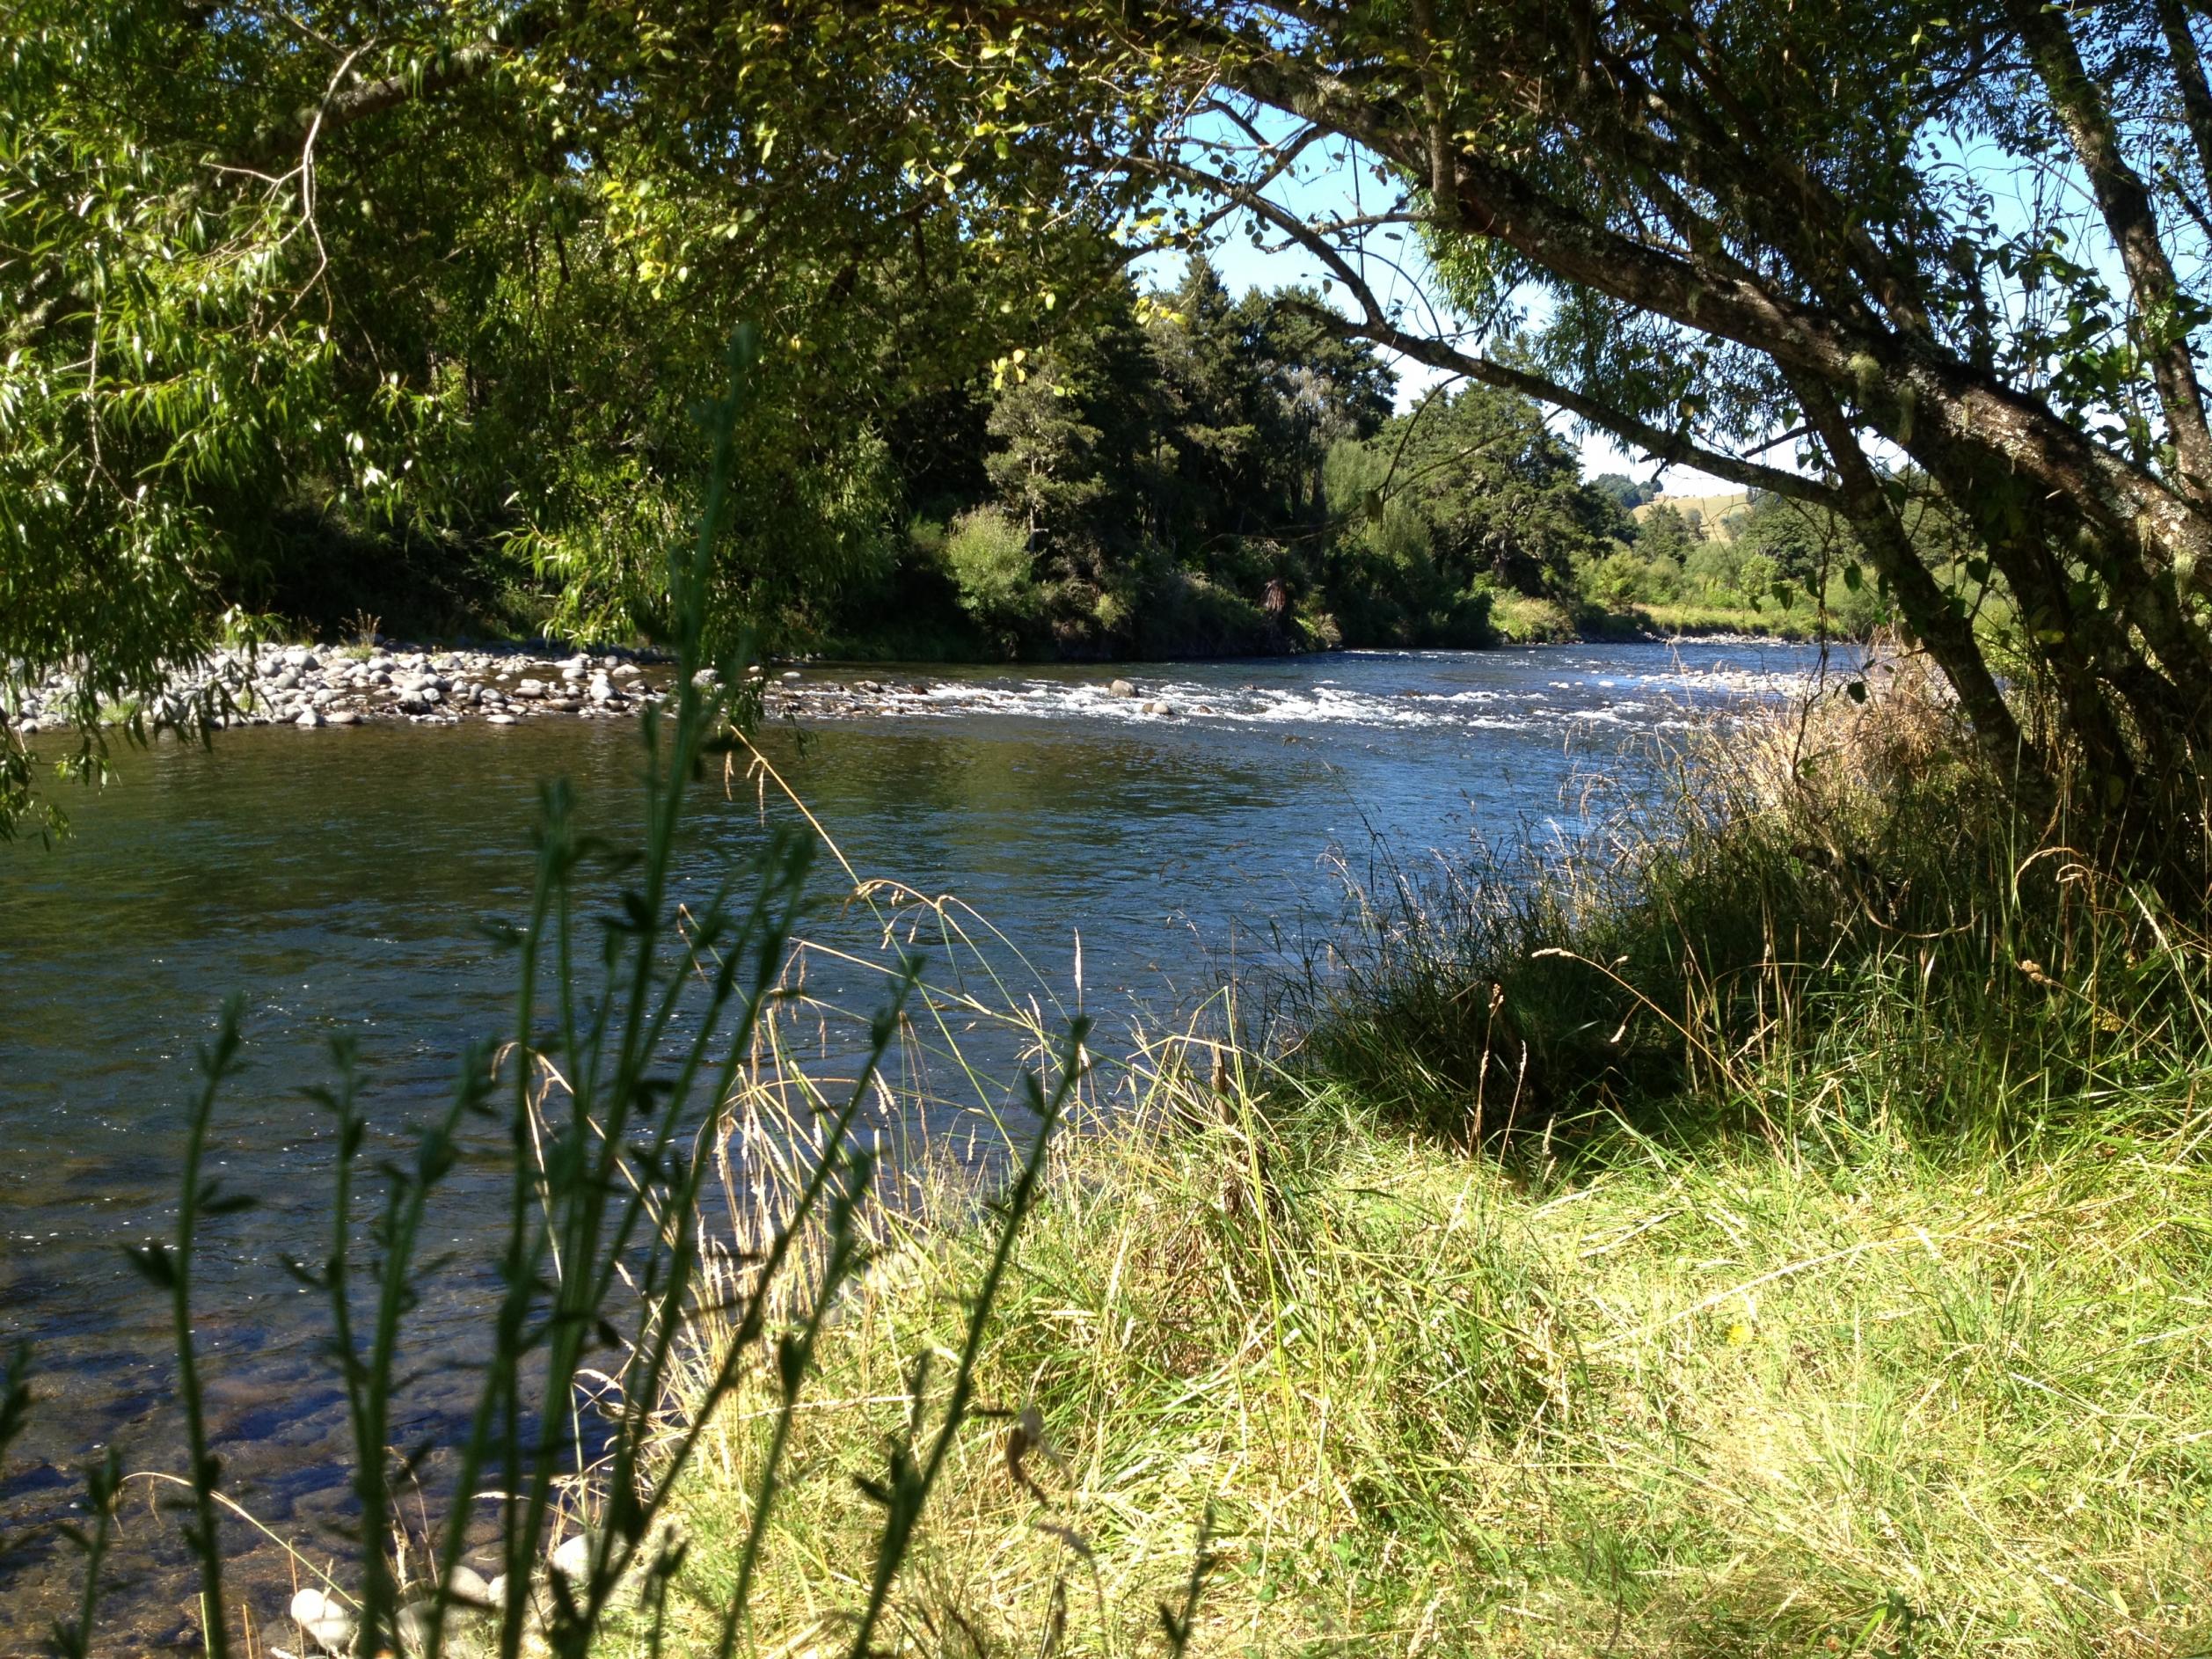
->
[942, 507, 1040, 635]
[1487, 591, 1577, 642]
[1682, 537, 1745, 601]
[1584, 548, 1668, 609]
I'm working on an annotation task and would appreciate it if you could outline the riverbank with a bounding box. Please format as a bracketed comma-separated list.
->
[647, 1079, 2212, 1657]
[4, 642, 969, 735]
[6, 628, 1837, 742]
[624, 670, 2212, 1657]
[8, 619, 1858, 738]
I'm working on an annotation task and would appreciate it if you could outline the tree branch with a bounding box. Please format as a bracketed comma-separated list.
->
[1791, 373, 2040, 783]
[1207, 25, 2212, 588]
[242, 4, 564, 166]
[1137, 147, 1844, 504]
[2010, 0, 2212, 501]
[2155, 0, 2212, 240]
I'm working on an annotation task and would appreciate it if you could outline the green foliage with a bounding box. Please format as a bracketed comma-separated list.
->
[1385, 384, 1630, 597]
[941, 507, 1040, 640]
[0, 0, 1135, 824]
[1589, 471, 1658, 511]
[1307, 383, 1638, 647]
[857, 257, 1407, 657]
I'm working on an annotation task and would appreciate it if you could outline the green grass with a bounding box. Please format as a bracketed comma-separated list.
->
[1573, 600, 1845, 640]
[632, 668, 2212, 1657]
[1488, 593, 1582, 643]
[646, 1066, 2212, 1657]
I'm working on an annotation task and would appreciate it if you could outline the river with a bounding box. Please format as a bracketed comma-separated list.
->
[0, 640, 1838, 1644]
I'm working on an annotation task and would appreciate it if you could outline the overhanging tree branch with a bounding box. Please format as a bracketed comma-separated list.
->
[2010, 0, 2212, 501]
[1132, 149, 1842, 504]
[241, 4, 566, 167]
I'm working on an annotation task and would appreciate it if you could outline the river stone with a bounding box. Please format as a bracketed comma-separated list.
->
[289, 1588, 355, 1656]
[485, 713, 517, 725]
[1109, 678, 1136, 698]
[444, 1564, 494, 1609]
[550, 1531, 592, 1586]
[296, 708, 324, 728]
[397, 1597, 469, 1656]
[1143, 700, 1173, 716]
[326, 709, 360, 726]
[515, 678, 546, 698]
[547, 696, 581, 712]
[273, 669, 302, 691]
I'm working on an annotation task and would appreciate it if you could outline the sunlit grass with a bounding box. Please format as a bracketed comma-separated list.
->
[641, 1056, 2212, 1656]
[632, 657, 2212, 1657]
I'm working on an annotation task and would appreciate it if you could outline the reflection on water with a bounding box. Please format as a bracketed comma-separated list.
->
[0, 640, 1841, 1639]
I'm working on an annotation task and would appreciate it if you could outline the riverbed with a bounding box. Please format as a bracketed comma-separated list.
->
[0, 640, 1843, 1643]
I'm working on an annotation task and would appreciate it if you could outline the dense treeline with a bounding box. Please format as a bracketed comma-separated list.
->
[809, 258, 1898, 660]
[147, 240, 1874, 660]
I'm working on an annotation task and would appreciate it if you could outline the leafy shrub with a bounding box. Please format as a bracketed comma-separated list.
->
[943, 507, 1040, 634]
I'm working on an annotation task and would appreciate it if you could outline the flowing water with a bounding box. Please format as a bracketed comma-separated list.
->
[0, 641, 1837, 1644]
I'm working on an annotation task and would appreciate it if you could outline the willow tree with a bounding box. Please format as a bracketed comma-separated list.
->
[0, 0, 1138, 830]
[981, 0, 2212, 847]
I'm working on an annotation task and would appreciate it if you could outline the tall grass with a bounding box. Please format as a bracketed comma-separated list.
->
[631, 654, 2212, 1658]
[0, 328, 1105, 1659]
[1302, 648, 2212, 1156]
[654, 1070, 2212, 1655]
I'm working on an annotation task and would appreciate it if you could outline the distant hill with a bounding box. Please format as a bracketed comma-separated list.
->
[1632, 490, 1750, 537]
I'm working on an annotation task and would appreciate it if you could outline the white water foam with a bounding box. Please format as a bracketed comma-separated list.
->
[800, 654, 1826, 736]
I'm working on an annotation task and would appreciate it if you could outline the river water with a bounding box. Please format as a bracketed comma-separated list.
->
[0, 641, 1836, 1645]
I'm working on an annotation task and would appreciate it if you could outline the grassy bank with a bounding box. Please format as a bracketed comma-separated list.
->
[1572, 601, 1858, 643]
[632, 663, 2212, 1658]
[652, 1080, 2212, 1657]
